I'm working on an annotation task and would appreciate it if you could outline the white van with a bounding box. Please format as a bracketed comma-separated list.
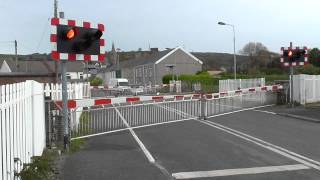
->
[108, 78, 130, 91]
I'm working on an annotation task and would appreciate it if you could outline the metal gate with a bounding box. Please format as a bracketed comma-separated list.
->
[69, 99, 201, 140]
[68, 91, 276, 140]
[46, 89, 278, 143]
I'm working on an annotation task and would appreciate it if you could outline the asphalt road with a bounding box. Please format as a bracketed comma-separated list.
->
[62, 131, 167, 180]
[62, 107, 320, 180]
[209, 109, 320, 163]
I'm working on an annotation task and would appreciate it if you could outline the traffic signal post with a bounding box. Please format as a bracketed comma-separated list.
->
[289, 42, 294, 107]
[280, 42, 308, 107]
[50, 18, 105, 149]
[290, 62, 294, 107]
[61, 61, 69, 149]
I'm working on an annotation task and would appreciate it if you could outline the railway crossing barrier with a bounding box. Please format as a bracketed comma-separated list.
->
[47, 85, 282, 144]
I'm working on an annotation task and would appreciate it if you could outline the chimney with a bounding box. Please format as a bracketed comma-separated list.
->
[150, 48, 158, 54]
[135, 52, 142, 59]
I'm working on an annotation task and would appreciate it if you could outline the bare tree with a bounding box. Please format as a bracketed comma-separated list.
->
[240, 42, 268, 56]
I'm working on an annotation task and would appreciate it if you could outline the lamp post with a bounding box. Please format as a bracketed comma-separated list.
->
[218, 21, 237, 79]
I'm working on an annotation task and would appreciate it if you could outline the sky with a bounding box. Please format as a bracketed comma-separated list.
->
[0, 0, 319, 55]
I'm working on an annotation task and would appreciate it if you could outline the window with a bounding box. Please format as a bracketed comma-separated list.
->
[138, 68, 142, 77]
[79, 73, 83, 79]
[118, 82, 129, 86]
[149, 67, 153, 77]
[66, 74, 71, 80]
[144, 68, 148, 77]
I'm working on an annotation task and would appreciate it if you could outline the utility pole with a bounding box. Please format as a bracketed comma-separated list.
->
[54, 0, 58, 18]
[53, 0, 69, 149]
[14, 40, 18, 71]
[54, 0, 59, 83]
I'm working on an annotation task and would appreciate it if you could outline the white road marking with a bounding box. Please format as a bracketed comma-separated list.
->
[173, 164, 309, 179]
[199, 120, 320, 170]
[206, 104, 275, 118]
[253, 109, 277, 115]
[71, 117, 196, 141]
[161, 104, 320, 172]
[206, 121, 320, 167]
[113, 105, 155, 163]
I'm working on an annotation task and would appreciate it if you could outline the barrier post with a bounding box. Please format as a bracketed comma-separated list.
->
[200, 93, 207, 120]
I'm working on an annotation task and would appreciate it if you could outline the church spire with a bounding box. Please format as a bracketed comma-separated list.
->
[111, 41, 116, 53]
[111, 42, 118, 66]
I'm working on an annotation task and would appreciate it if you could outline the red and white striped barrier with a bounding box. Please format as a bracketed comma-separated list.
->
[55, 85, 282, 109]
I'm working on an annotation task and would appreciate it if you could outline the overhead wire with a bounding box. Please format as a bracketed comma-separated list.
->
[35, 17, 50, 53]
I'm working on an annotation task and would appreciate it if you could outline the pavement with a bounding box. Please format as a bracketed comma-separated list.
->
[61, 105, 320, 180]
[259, 105, 320, 123]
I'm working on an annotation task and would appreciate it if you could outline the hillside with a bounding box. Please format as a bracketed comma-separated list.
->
[192, 52, 251, 71]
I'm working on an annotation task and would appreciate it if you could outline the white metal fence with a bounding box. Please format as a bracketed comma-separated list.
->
[69, 100, 200, 140]
[44, 82, 91, 100]
[293, 74, 320, 104]
[67, 89, 277, 140]
[205, 91, 276, 117]
[0, 81, 46, 180]
[219, 78, 265, 92]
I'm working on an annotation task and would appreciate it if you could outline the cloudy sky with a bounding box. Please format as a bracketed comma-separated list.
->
[0, 0, 319, 54]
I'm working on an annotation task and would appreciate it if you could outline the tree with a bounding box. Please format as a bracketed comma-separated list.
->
[240, 42, 268, 56]
[240, 42, 271, 70]
[296, 64, 320, 75]
[308, 48, 320, 67]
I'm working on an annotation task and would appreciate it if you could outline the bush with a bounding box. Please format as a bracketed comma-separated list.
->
[261, 68, 286, 75]
[89, 76, 103, 86]
[196, 71, 210, 76]
[162, 72, 217, 93]
[295, 64, 320, 75]
[219, 72, 289, 85]
[162, 74, 178, 84]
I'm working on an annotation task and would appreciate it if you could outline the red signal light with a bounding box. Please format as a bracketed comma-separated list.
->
[66, 28, 76, 40]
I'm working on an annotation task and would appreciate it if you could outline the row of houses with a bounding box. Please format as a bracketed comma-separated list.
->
[0, 47, 253, 86]
[99, 47, 203, 86]
[0, 54, 89, 85]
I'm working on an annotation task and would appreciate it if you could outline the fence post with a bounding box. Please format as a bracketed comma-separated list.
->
[200, 94, 207, 120]
[45, 98, 52, 147]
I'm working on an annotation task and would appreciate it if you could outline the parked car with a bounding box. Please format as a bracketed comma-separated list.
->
[130, 85, 144, 95]
[107, 78, 131, 91]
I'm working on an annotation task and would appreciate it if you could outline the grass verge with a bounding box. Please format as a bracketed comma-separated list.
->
[69, 138, 86, 154]
[306, 102, 320, 108]
[16, 149, 58, 180]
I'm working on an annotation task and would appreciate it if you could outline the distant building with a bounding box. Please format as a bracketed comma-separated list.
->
[102, 47, 203, 86]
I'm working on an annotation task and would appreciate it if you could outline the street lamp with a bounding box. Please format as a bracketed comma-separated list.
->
[218, 21, 237, 79]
